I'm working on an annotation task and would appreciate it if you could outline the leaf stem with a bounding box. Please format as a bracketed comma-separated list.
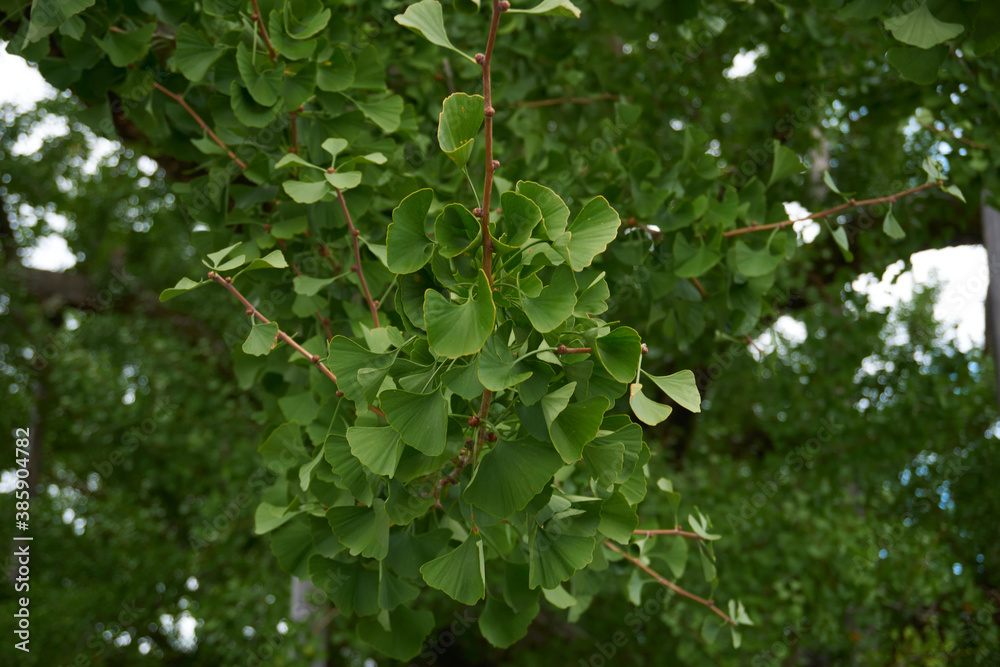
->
[476, 0, 504, 287]
[603, 541, 735, 626]
[151, 82, 247, 169]
[724, 181, 943, 237]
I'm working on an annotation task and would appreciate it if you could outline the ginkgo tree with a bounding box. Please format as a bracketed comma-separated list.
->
[3, 0, 986, 661]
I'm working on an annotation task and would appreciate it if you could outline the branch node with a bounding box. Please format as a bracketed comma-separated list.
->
[475, 53, 486, 65]
[484, 106, 495, 117]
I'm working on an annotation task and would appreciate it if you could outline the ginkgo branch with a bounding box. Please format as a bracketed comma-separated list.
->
[329, 174, 380, 328]
[152, 82, 248, 169]
[250, 0, 278, 63]
[724, 181, 943, 237]
[603, 541, 735, 626]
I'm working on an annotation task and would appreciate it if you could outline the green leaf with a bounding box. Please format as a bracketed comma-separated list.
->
[292, 275, 335, 296]
[357, 607, 435, 661]
[395, 0, 476, 62]
[424, 270, 495, 358]
[883, 206, 906, 239]
[528, 522, 595, 589]
[516, 181, 570, 240]
[643, 370, 702, 413]
[268, 10, 316, 60]
[437, 93, 485, 169]
[320, 137, 348, 165]
[379, 389, 448, 456]
[523, 265, 577, 333]
[243, 322, 279, 356]
[500, 191, 542, 246]
[159, 277, 203, 302]
[239, 250, 288, 274]
[387, 189, 435, 273]
[354, 94, 404, 134]
[435, 203, 481, 258]
[283, 179, 330, 203]
[284, 0, 331, 39]
[563, 197, 621, 271]
[94, 23, 156, 67]
[599, 491, 638, 544]
[420, 535, 486, 605]
[767, 140, 804, 187]
[581, 440, 624, 488]
[478, 327, 532, 392]
[327, 336, 394, 407]
[575, 272, 610, 317]
[734, 240, 783, 278]
[229, 81, 281, 127]
[27, 0, 94, 36]
[275, 153, 320, 170]
[673, 233, 721, 278]
[884, 3, 964, 49]
[236, 42, 282, 106]
[886, 45, 947, 85]
[258, 422, 304, 472]
[943, 184, 965, 203]
[254, 501, 300, 535]
[508, 0, 581, 18]
[174, 25, 224, 81]
[326, 499, 390, 559]
[702, 616, 722, 643]
[347, 427, 405, 477]
[689, 512, 721, 540]
[826, 222, 854, 262]
[478, 596, 540, 649]
[324, 171, 363, 191]
[317, 46, 355, 91]
[592, 326, 642, 384]
[324, 434, 376, 505]
[309, 556, 379, 616]
[541, 585, 576, 609]
[548, 396, 609, 464]
[464, 436, 563, 518]
[629, 383, 672, 425]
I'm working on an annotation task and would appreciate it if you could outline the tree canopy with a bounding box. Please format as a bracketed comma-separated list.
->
[1, 0, 998, 664]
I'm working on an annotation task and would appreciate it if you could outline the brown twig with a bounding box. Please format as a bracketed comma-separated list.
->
[724, 181, 942, 237]
[512, 93, 617, 109]
[475, 1, 504, 287]
[152, 82, 248, 169]
[633, 528, 707, 540]
[208, 271, 384, 417]
[250, 0, 278, 63]
[330, 178, 380, 327]
[603, 541, 735, 626]
[690, 278, 707, 299]
[208, 271, 336, 382]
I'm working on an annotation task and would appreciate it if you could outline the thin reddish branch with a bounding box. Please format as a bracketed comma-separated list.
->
[331, 180, 380, 327]
[209, 271, 336, 382]
[512, 94, 617, 109]
[208, 271, 385, 417]
[724, 181, 943, 237]
[250, 0, 278, 63]
[690, 278, 707, 299]
[475, 1, 504, 287]
[603, 541, 735, 626]
[633, 528, 706, 540]
[152, 82, 248, 169]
